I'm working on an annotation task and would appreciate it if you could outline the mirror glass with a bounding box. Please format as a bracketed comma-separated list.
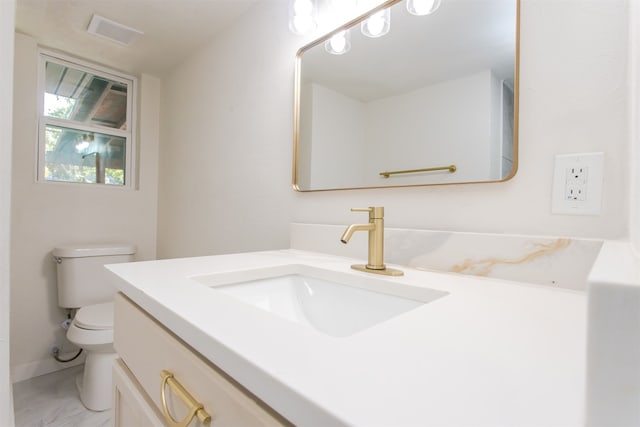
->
[293, 0, 519, 191]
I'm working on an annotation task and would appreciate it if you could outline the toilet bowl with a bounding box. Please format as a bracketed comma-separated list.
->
[66, 302, 116, 411]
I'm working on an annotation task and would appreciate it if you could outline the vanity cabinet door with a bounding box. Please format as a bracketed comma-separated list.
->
[114, 293, 289, 427]
[112, 358, 164, 427]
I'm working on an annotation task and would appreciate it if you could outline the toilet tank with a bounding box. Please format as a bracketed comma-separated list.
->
[53, 243, 136, 309]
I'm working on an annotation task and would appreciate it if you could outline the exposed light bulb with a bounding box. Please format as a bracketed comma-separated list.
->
[293, 0, 313, 15]
[406, 0, 442, 16]
[292, 14, 315, 34]
[289, 0, 317, 35]
[330, 33, 346, 52]
[325, 30, 351, 55]
[75, 141, 90, 152]
[367, 13, 385, 35]
[361, 8, 390, 38]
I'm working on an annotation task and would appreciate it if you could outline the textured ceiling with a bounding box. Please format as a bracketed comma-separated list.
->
[15, 0, 264, 76]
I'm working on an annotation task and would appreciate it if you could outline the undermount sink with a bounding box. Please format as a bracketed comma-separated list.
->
[192, 265, 448, 337]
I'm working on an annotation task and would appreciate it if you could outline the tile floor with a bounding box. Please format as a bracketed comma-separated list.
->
[13, 366, 111, 427]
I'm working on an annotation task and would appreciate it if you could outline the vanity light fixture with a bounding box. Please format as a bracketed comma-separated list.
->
[361, 8, 391, 38]
[302, 0, 440, 54]
[289, 0, 317, 35]
[325, 30, 351, 55]
[406, 0, 441, 16]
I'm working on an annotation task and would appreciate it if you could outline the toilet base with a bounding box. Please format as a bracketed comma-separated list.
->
[76, 351, 117, 411]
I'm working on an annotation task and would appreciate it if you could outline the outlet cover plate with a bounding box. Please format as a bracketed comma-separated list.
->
[552, 152, 604, 215]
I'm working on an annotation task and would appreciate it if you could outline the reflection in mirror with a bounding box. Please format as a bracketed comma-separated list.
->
[293, 0, 519, 191]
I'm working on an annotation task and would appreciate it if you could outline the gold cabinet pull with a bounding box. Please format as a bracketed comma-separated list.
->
[160, 370, 212, 427]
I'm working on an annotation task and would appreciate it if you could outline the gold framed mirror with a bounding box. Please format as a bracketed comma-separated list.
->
[293, 0, 520, 191]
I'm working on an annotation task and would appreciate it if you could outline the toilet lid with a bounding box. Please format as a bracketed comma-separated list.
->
[74, 302, 113, 330]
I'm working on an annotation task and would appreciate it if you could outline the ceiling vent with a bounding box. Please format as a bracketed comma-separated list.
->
[87, 14, 143, 46]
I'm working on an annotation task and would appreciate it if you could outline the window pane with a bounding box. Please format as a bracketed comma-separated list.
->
[44, 125, 126, 185]
[44, 93, 76, 119]
[44, 61, 128, 130]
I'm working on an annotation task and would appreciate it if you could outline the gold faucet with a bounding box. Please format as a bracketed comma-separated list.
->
[340, 207, 403, 276]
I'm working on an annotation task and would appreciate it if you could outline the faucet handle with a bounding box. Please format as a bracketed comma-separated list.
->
[350, 207, 384, 219]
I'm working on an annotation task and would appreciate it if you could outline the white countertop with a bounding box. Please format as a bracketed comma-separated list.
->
[106, 249, 586, 426]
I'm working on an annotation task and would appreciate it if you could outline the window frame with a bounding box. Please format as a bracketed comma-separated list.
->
[36, 48, 138, 189]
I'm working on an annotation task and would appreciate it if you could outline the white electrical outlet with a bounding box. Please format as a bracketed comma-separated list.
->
[565, 166, 587, 201]
[552, 152, 604, 215]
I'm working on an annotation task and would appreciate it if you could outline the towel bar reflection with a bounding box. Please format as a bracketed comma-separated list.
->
[380, 164, 457, 178]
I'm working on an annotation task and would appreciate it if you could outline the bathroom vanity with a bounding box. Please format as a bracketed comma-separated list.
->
[112, 293, 288, 426]
[107, 249, 586, 426]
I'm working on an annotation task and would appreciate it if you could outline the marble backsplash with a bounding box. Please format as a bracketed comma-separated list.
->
[290, 223, 603, 291]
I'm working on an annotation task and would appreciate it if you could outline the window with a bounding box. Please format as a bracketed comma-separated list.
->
[38, 50, 136, 187]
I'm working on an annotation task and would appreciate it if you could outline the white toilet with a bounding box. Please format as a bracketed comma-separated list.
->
[52, 243, 136, 411]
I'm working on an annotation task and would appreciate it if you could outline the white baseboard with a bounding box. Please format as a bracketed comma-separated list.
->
[11, 352, 85, 383]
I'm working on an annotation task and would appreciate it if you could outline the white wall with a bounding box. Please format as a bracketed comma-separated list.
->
[157, 1, 295, 259]
[310, 83, 367, 188]
[10, 33, 161, 381]
[306, 71, 505, 188]
[296, 81, 313, 189]
[158, 0, 630, 262]
[365, 70, 499, 185]
[1, 1, 15, 423]
[631, 0, 640, 254]
[307, 71, 502, 188]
